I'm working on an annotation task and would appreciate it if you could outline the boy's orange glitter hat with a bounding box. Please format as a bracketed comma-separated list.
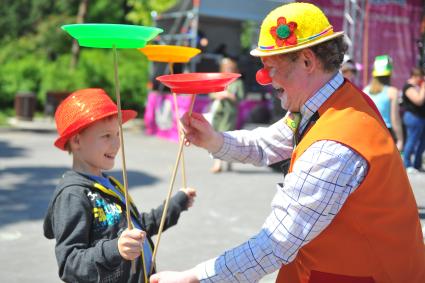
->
[54, 88, 137, 150]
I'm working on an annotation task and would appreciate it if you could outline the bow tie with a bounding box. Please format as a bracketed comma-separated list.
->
[285, 112, 302, 146]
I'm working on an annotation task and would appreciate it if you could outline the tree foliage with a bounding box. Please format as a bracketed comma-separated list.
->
[126, 0, 178, 25]
[0, 0, 80, 41]
[0, 0, 176, 112]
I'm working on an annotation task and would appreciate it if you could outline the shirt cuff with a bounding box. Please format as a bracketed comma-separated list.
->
[171, 190, 189, 211]
[211, 132, 231, 159]
[101, 238, 122, 268]
[194, 257, 220, 282]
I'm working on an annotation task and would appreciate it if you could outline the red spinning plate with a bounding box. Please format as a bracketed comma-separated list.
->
[156, 73, 241, 94]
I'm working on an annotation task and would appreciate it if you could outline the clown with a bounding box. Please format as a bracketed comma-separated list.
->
[152, 2, 425, 283]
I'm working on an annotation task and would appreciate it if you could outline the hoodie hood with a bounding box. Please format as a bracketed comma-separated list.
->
[43, 171, 94, 239]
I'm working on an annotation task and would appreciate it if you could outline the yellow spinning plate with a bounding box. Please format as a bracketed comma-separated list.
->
[139, 45, 201, 63]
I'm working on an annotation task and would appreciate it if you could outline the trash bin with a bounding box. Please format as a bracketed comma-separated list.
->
[14, 92, 36, 121]
[44, 91, 70, 117]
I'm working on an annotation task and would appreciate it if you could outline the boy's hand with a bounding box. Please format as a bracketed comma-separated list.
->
[118, 228, 146, 260]
[179, 187, 197, 208]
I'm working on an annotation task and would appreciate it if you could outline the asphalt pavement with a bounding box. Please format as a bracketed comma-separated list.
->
[1, 121, 424, 282]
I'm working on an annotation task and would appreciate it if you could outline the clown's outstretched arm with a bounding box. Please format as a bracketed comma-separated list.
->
[181, 112, 293, 166]
[150, 270, 198, 283]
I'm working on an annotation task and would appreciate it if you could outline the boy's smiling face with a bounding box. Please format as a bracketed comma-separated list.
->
[70, 115, 120, 176]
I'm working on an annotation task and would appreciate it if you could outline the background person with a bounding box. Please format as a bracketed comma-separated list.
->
[363, 55, 404, 151]
[341, 56, 358, 82]
[209, 57, 244, 173]
[401, 67, 425, 172]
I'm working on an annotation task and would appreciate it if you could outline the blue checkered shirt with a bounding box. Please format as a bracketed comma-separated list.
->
[194, 72, 368, 282]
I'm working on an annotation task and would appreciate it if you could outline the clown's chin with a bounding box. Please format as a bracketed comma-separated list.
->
[276, 89, 288, 110]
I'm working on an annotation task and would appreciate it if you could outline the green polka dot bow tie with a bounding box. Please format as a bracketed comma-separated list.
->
[285, 112, 302, 146]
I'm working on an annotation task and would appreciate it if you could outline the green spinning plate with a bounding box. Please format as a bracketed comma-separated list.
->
[61, 24, 163, 49]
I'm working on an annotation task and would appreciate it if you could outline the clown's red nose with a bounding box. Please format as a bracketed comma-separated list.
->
[256, 68, 272, 85]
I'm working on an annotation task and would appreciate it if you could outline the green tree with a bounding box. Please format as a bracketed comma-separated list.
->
[0, 0, 171, 112]
[241, 20, 257, 51]
[126, 0, 178, 25]
[0, 0, 79, 41]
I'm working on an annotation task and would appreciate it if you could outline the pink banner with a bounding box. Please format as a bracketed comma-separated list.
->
[304, 0, 423, 88]
[144, 91, 211, 142]
[144, 91, 270, 142]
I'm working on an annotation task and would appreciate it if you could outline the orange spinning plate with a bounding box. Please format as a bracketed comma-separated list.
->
[156, 73, 241, 94]
[139, 45, 201, 63]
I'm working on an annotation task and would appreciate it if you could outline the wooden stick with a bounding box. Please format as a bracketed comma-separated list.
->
[172, 93, 187, 188]
[150, 94, 196, 273]
[140, 246, 147, 283]
[113, 46, 146, 280]
[169, 63, 187, 189]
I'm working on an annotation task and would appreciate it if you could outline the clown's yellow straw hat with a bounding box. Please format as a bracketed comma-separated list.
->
[251, 2, 344, 57]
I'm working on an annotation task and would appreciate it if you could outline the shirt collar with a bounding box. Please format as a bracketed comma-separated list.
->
[298, 72, 344, 133]
[83, 173, 116, 191]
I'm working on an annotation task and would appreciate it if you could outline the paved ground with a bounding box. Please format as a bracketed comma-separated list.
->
[0, 122, 424, 282]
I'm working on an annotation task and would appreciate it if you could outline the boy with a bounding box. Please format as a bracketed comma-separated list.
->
[43, 88, 196, 283]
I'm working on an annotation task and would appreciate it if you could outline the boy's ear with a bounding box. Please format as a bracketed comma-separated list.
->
[69, 134, 81, 150]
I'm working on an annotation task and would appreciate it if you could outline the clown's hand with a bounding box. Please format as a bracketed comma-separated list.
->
[149, 270, 199, 283]
[180, 112, 223, 153]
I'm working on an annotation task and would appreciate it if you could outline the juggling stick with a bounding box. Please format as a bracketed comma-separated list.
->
[113, 46, 147, 280]
[150, 94, 196, 273]
[150, 72, 240, 273]
[169, 62, 187, 189]
[138, 45, 201, 190]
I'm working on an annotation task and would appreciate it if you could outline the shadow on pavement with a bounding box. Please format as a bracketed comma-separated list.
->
[0, 140, 28, 158]
[0, 166, 158, 228]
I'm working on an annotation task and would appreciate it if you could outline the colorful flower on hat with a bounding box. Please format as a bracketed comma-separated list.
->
[270, 17, 297, 47]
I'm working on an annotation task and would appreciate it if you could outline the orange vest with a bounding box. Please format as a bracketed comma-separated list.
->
[276, 81, 425, 283]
